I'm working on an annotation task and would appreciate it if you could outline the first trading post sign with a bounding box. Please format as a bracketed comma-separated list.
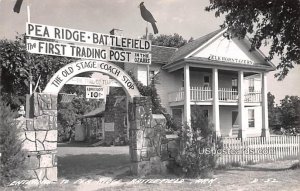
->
[26, 23, 151, 64]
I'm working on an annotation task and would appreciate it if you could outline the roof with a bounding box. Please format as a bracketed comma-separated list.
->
[82, 105, 105, 118]
[151, 45, 177, 64]
[168, 29, 223, 64]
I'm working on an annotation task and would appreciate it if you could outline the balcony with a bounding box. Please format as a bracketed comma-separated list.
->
[168, 87, 261, 104]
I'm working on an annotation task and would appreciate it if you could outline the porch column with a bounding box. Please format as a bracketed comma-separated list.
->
[261, 72, 270, 137]
[184, 65, 191, 125]
[238, 71, 247, 139]
[212, 68, 221, 137]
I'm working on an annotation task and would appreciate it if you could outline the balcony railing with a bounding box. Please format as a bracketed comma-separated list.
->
[168, 88, 184, 102]
[191, 87, 212, 101]
[245, 91, 261, 102]
[168, 87, 261, 103]
[218, 88, 238, 101]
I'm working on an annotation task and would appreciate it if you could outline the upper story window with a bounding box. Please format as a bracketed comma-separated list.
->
[232, 78, 238, 91]
[182, 72, 184, 87]
[248, 109, 255, 128]
[149, 70, 155, 84]
[249, 78, 255, 92]
[204, 76, 210, 87]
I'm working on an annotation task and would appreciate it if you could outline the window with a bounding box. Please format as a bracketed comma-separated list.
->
[182, 72, 184, 87]
[172, 109, 183, 124]
[249, 78, 254, 92]
[202, 109, 209, 118]
[204, 76, 210, 87]
[204, 76, 210, 83]
[149, 70, 155, 84]
[232, 78, 238, 90]
[248, 109, 255, 128]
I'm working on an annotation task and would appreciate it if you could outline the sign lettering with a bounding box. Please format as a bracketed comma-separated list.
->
[86, 86, 105, 99]
[43, 60, 140, 97]
[208, 54, 254, 65]
[26, 22, 151, 51]
[27, 39, 151, 64]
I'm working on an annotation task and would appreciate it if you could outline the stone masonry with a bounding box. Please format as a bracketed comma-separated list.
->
[129, 96, 178, 176]
[18, 93, 58, 182]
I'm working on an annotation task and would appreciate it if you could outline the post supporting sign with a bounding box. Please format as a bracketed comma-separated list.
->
[26, 23, 151, 64]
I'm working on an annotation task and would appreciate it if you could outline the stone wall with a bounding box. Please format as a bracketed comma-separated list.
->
[128, 96, 179, 176]
[18, 93, 58, 182]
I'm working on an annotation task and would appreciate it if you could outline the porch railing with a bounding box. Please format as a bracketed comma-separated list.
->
[244, 91, 261, 102]
[168, 87, 261, 103]
[168, 88, 184, 102]
[218, 88, 238, 101]
[190, 87, 212, 101]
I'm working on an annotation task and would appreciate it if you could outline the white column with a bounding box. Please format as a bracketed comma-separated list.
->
[261, 72, 270, 137]
[184, 65, 191, 125]
[212, 68, 221, 137]
[238, 71, 247, 139]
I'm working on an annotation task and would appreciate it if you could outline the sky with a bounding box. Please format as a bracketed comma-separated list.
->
[0, 0, 299, 104]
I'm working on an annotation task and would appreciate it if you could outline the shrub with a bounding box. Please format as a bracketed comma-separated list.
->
[290, 161, 300, 170]
[174, 115, 222, 178]
[0, 98, 27, 186]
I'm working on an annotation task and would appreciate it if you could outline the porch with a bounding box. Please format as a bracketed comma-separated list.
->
[168, 87, 261, 104]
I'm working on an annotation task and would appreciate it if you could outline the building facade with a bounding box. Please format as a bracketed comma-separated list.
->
[128, 29, 276, 138]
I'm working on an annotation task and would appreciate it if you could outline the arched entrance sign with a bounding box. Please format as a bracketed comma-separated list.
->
[43, 60, 140, 98]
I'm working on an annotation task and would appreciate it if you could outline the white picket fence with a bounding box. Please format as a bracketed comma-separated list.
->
[216, 135, 300, 165]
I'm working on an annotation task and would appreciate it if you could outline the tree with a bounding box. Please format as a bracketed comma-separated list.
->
[268, 92, 277, 128]
[0, 97, 26, 186]
[144, 33, 191, 48]
[205, 0, 300, 80]
[57, 98, 101, 142]
[279, 95, 300, 131]
[0, 35, 76, 109]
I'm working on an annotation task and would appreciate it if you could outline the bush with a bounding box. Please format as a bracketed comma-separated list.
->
[0, 98, 27, 186]
[174, 116, 222, 178]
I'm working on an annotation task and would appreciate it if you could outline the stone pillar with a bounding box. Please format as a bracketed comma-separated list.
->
[238, 71, 247, 139]
[184, 65, 191, 125]
[129, 97, 167, 176]
[21, 93, 58, 183]
[261, 72, 270, 137]
[212, 68, 221, 137]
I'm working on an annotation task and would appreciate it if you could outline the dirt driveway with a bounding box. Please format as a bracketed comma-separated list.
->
[57, 143, 131, 179]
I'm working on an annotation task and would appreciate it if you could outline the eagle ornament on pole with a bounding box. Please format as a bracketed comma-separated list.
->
[139, 2, 158, 35]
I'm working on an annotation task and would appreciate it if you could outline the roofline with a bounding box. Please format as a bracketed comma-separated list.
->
[244, 35, 277, 69]
[152, 44, 178, 50]
[184, 28, 227, 59]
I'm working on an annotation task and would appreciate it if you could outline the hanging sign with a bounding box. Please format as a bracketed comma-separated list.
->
[26, 23, 151, 51]
[26, 39, 151, 64]
[86, 86, 105, 99]
[66, 77, 111, 86]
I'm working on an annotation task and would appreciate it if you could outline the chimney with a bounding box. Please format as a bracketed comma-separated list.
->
[110, 28, 123, 36]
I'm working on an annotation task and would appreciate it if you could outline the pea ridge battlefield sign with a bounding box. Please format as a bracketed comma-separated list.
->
[26, 23, 151, 64]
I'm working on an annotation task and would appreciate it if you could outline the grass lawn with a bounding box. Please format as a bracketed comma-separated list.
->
[3, 143, 300, 191]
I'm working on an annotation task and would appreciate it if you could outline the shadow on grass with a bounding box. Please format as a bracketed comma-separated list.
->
[58, 154, 130, 179]
[57, 142, 92, 147]
[217, 165, 293, 172]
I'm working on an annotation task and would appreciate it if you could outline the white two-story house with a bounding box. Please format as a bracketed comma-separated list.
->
[127, 29, 276, 138]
